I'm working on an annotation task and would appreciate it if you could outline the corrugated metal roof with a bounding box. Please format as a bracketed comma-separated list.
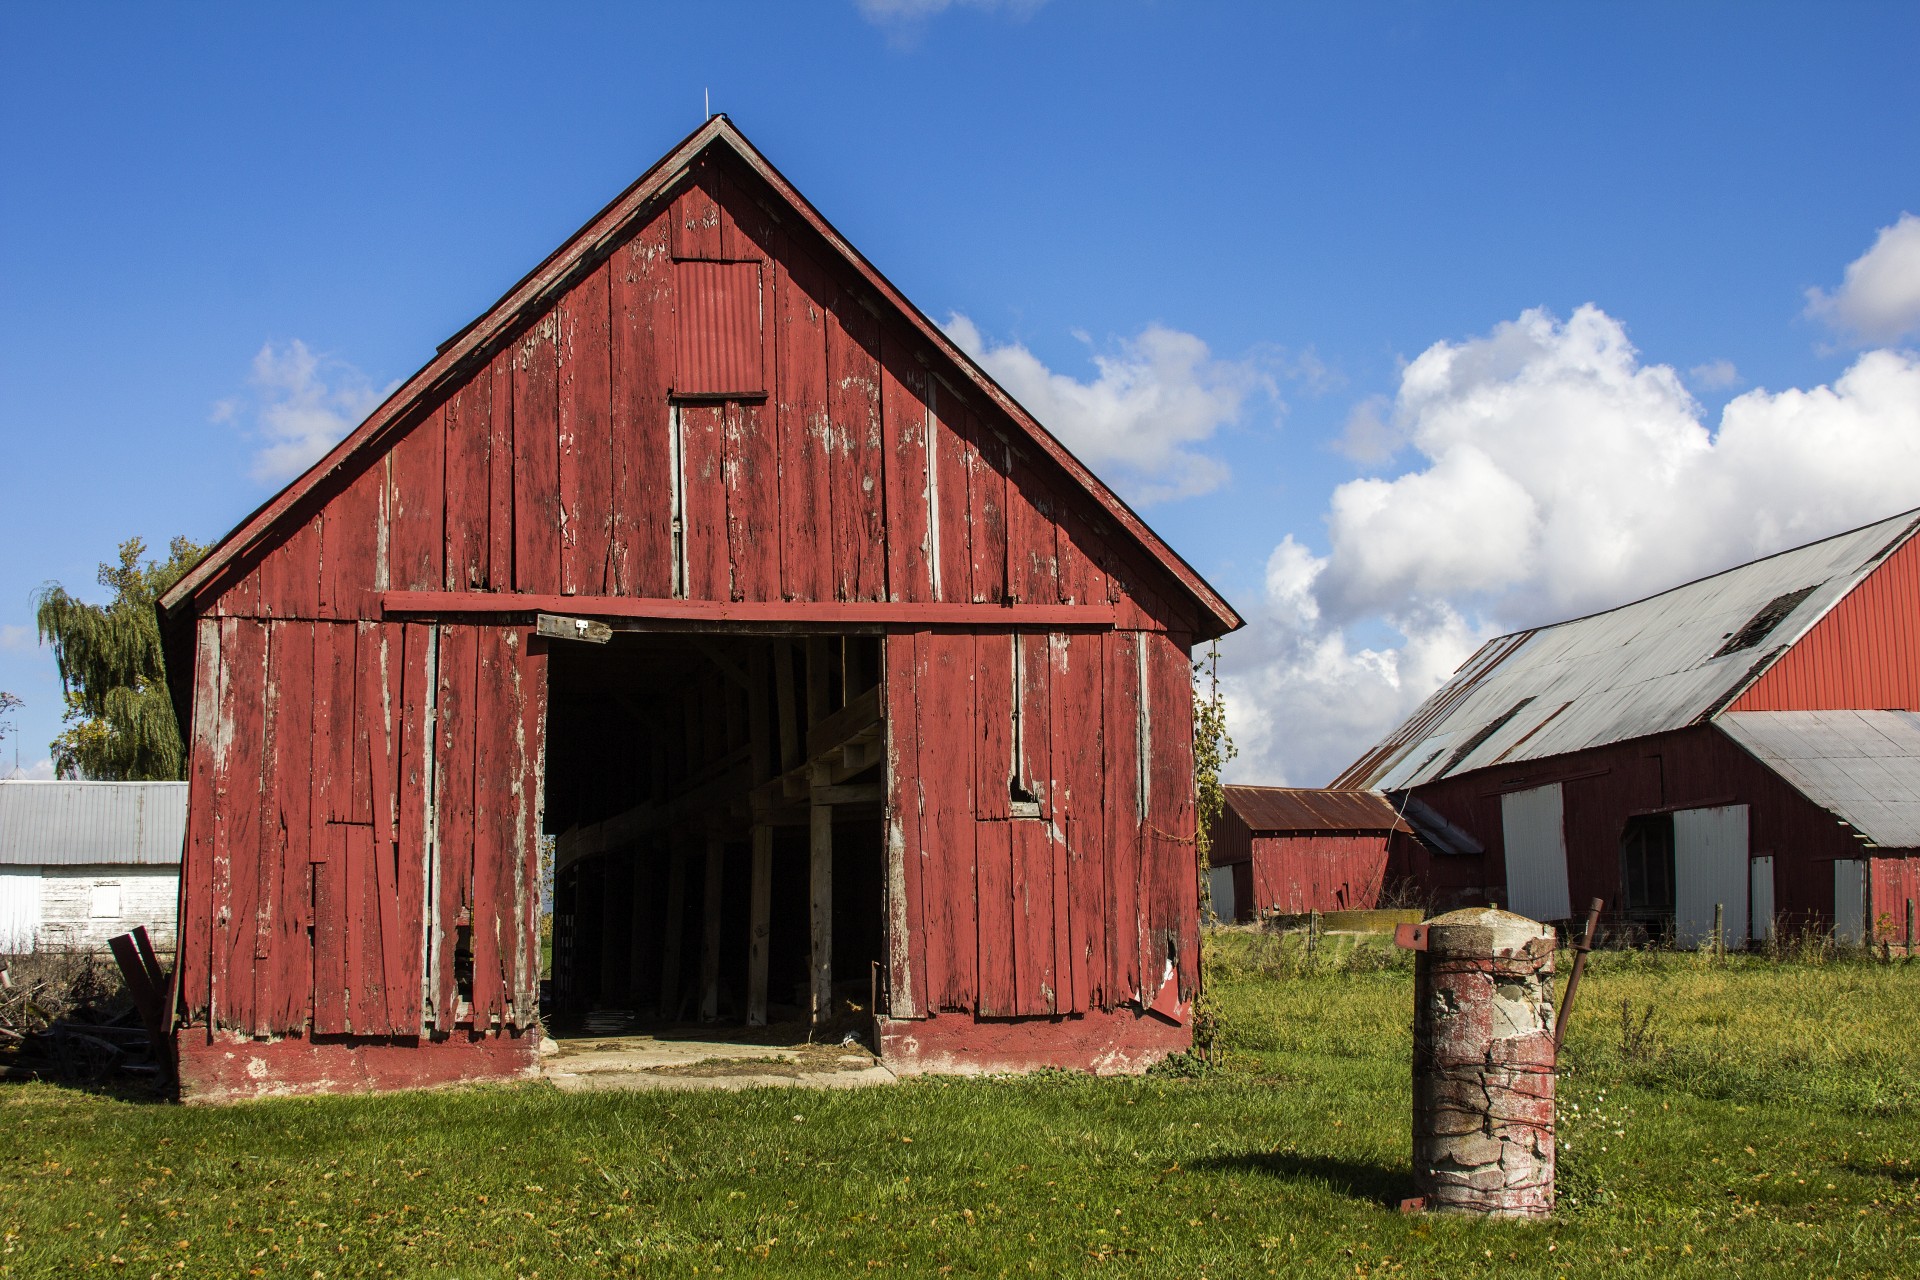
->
[0, 781, 188, 866]
[1223, 785, 1410, 834]
[1717, 710, 1920, 849]
[1337, 509, 1920, 791]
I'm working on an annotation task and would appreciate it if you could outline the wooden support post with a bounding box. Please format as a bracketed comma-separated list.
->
[747, 645, 772, 784]
[775, 641, 800, 771]
[700, 832, 724, 1022]
[659, 841, 688, 1020]
[747, 823, 773, 1027]
[806, 635, 832, 722]
[810, 762, 834, 1029]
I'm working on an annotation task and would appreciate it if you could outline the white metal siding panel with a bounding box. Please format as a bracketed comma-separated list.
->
[1674, 805, 1749, 948]
[34, 866, 179, 951]
[1834, 859, 1867, 944]
[1208, 866, 1237, 924]
[1500, 784, 1571, 922]
[0, 870, 40, 953]
[1750, 855, 1775, 944]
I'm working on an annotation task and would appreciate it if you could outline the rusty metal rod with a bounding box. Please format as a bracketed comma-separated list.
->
[1553, 898, 1604, 1052]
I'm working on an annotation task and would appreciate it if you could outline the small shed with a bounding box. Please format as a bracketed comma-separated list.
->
[0, 781, 187, 953]
[156, 118, 1241, 1099]
[1206, 786, 1412, 921]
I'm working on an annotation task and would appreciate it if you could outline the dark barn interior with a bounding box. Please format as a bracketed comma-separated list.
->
[544, 629, 887, 1037]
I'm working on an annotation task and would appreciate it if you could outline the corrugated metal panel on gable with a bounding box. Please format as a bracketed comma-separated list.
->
[1222, 785, 1409, 834]
[674, 260, 765, 398]
[1341, 509, 1920, 791]
[0, 781, 188, 866]
[1717, 709, 1920, 848]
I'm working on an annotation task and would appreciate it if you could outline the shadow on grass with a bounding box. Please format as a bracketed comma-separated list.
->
[1193, 1150, 1410, 1206]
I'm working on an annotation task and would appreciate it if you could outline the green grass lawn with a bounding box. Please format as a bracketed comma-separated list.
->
[3, 936, 1916, 1278]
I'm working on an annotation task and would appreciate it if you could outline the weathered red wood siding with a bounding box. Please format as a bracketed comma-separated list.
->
[1398, 724, 1884, 931]
[1731, 531, 1920, 714]
[1243, 834, 1390, 916]
[172, 147, 1212, 1093]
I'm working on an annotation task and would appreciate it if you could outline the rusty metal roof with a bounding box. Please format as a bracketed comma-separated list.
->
[1336, 509, 1920, 791]
[1718, 710, 1920, 849]
[1223, 785, 1410, 834]
[0, 781, 187, 867]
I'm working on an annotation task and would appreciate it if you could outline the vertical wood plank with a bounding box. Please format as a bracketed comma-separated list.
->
[487, 358, 516, 593]
[559, 261, 614, 596]
[511, 628, 547, 1025]
[777, 244, 833, 601]
[672, 170, 724, 259]
[975, 633, 1013, 820]
[659, 842, 687, 1019]
[394, 621, 434, 1036]
[1011, 817, 1053, 1016]
[700, 832, 724, 1021]
[1005, 464, 1059, 606]
[723, 399, 780, 600]
[361, 622, 404, 1033]
[1104, 630, 1145, 1004]
[250, 623, 283, 1037]
[931, 388, 975, 603]
[679, 402, 730, 600]
[387, 407, 446, 593]
[213, 618, 267, 1031]
[884, 632, 924, 1018]
[610, 211, 676, 596]
[469, 626, 512, 1025]
[179, 620, 223, 1027]
[513, 314, 562, 594]
[265, 623, 314, 1032]
[809, 762, 834, 1027]
[1146, 633, 1199, 999]
[968, 427, 1009, 605]
[308, 623, 350, 1033]
[918, 631, 977, 1012]
[1056, 632, 1104, 1013]
[318, 465, 383, 620]
[746, 824, 773, 1027]
[444, 375, 492, 590]
[431, 625, 478, 1027]
[880, 330, 933, 603]
[826, 281, 886, 601]
[258, 515, 322, 619]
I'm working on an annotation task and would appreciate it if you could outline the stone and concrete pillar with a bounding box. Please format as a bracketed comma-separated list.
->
[1407, 907, 1556, 1219]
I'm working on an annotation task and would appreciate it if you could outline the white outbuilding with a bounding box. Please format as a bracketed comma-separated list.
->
[0, 780, 185, 953]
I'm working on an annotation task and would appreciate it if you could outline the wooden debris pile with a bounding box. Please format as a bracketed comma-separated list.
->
[0, 927, 171, 1089]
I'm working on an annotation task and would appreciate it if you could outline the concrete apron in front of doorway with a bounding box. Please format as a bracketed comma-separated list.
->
[540, 1034, 899, 1093]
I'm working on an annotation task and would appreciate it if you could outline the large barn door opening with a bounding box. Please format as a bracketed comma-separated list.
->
[1673, 804, 1749, 948]
[544, 631, 886, 1042]
[1500, 783, 1571, 923]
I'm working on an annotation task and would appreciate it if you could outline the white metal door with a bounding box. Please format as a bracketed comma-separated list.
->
[1501, 784, 1571, 922]
[1674, 805, 1748, 948]
[1834, 859, 1867, 944]
[0, 870, 41, 953]
[1749, 855, 1775, 944]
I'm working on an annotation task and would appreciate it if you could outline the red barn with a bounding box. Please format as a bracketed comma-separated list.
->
[1205, 786, 1415, 920]
[156, 119, 1241, 1100]
[1336, 511, 1920, 948]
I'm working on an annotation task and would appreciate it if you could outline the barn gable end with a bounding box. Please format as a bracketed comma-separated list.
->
[162, 120, 1234, 1098]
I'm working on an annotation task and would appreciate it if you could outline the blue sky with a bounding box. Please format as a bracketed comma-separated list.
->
[4, 2, 1919, 783]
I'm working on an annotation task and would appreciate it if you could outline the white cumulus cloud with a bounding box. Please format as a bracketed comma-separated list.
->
[943, 315, 1273, 503]
[1224, 303, 1920, 787]
[1806, 212, 1920, 344]
[214, 340, 389, 484]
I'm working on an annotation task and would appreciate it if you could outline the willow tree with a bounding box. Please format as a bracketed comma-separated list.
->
[34, 536, 205, 780]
